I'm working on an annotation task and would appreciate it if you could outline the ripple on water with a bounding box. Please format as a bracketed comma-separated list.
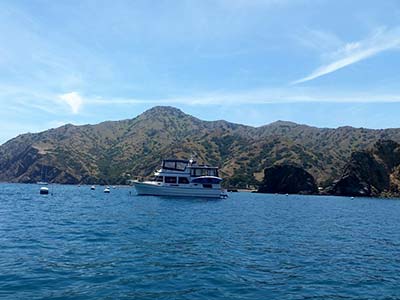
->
[1, 184, 400, 299]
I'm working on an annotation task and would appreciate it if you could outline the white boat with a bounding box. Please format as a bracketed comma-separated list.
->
[104, 187, 110, 193]
[91, 185, 96, 190]
[132, 159, 228, 198]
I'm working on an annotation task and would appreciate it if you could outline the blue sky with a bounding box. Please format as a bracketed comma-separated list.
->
[1, 0, 400, 144]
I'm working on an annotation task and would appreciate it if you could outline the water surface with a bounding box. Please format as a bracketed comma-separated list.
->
[1, 183, 400, 299]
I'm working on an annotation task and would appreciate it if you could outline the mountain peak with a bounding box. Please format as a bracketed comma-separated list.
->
[141, 106, 186, 117]
[268, 120, 298, 127]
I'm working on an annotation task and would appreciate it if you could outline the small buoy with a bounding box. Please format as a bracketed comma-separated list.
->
[286, 193, 289, 196]
[351, 196, 354, 200]
[91, 185, 96, 190]
[40, 187, 49, 195]
[104, 187, 110, 193]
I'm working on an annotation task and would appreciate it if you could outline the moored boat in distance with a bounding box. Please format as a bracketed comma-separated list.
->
[37, 166, 49, 185]
[40, 186, 49, 195]
[132, 159, 228, 198]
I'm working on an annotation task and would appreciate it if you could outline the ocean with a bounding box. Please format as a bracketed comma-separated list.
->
[1, 183, 400, 299]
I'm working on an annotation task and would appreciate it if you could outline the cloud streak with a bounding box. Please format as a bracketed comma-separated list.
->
[3, 85, 400, 124]
[293, 27, 400, 84]
[85, 88, 400, 106]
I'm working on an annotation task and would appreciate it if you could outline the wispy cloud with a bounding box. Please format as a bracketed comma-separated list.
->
[293, 27, 400, 84]
[84, 88, 400, 106]
[294, 28, 343, 52]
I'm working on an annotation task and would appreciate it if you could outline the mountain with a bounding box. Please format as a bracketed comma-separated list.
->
[1, 106, 400, 187]
[329, 140, 400, 197]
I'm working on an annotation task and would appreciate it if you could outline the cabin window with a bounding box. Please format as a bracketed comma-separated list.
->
[190, 168, 219, 177]
[163, 161, 174, 169]
[178, 177, 189, 184]
[165, 176, 177, 183]
[208, 169, 218, 177]
[175, 161, 187, 171]
[155, 176, 163, 182]
[196, 169, 204, 176]
[202, 184, 212, 188]
[162, 160, 187, 171]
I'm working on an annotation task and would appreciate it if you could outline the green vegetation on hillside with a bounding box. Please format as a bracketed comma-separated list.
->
[1, 106, 400, 187]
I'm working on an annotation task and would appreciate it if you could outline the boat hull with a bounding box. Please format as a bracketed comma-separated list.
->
[133, 182, 224, 198]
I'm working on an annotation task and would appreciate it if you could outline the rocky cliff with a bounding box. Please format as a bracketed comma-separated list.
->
[258, 164, 318, 194]
[329, 140, 400, 197]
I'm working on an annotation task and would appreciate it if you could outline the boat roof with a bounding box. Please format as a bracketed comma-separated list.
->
[163, 159, 191, 164]
[161, 159, 218, 171]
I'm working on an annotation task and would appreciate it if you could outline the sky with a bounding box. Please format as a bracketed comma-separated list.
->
[1, 0, 400, 144]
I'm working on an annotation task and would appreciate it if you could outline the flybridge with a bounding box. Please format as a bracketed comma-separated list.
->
[161, 159, 219, 177]
[162, 159, 189, 171]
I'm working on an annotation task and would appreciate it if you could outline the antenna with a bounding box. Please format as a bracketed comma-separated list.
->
[189, 151, 199, 166]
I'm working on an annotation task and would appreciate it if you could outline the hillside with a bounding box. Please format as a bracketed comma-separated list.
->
[1, 106, 400, 187]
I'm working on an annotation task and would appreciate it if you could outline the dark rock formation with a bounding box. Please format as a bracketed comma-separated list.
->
[329, 151, 388, 196]
[258, 164, 318, 194]
[329, 140, 400, 197]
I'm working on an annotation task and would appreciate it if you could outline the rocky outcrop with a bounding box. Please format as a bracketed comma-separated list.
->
[329, 151, 388, 196]
[329, 140, 400, 197]
[258, 164, 318, 194]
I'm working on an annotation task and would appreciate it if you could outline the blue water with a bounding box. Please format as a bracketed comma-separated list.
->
[1, 184, 400, 299]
